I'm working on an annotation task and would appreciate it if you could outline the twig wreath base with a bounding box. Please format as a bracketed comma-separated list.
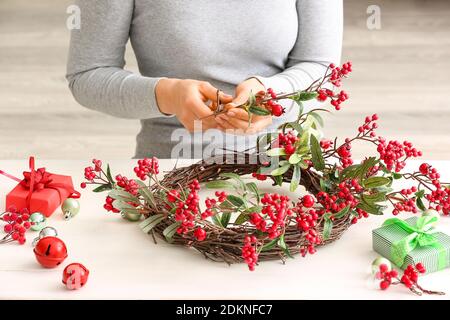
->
[149, 154, 349, 264]
[81, 62, 450, 275]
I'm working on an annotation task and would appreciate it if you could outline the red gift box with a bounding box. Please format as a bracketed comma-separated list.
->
[1, 157, 79, 217]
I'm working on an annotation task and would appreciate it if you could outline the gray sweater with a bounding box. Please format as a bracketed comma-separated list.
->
[66, 0, 342, 158]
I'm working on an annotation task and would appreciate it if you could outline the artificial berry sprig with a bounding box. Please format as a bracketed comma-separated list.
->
[0, 206, 31, 245]
[376, 263, 445, 296]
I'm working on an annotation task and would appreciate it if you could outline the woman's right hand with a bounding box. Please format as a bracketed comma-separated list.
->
[155, 78, 233, 132]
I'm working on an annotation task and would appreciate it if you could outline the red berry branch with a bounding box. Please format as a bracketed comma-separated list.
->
[376, 263, 445, 296]
[0, 206, 31, 245]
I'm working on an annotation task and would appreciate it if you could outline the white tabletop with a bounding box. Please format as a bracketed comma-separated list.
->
[1, 159, 449, 300]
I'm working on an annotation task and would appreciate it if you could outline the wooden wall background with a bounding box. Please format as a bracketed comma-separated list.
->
[0, 0, 449, 159]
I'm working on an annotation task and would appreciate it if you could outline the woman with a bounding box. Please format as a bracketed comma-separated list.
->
[66, 0, 342, 159]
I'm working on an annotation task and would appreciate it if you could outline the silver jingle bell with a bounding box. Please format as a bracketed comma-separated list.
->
[61, 198, 80, 221]
[32, 226, 58, 247]
[29, 212, 46, 231]
[39, 226, 58, 238]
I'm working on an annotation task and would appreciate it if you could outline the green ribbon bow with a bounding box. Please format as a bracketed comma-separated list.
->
[382, 215, 447, 270]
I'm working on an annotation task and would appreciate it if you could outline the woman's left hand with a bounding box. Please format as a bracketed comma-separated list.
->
[215, 78, 272, 134]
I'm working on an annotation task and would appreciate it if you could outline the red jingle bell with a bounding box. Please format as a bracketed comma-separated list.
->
[33, 236, 68, 268]
[62, 263, 89, 290]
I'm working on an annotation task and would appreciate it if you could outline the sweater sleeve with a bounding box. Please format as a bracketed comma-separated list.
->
[255, 0, 343, 93]
[66, 0, 165, 119]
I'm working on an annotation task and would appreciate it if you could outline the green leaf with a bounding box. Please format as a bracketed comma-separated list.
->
[163, 222, 181, 243]
[226, 195, 245, 207]
[415, 189, 425, 198]
[310, 135, 325, 170]
[392, 172, 403, 180]
[248, 91, 256, 107]
[273, 175, 283, 186]
[288, 153, 302, 164]
[205, 180, 236, 190]
[212, 214, 223, 227]
[221, 212, 232, 228]
[271, 163, 291, 176]
[139, 214, 165, 233]
[322, 214, 333, 240]
[277, 235, 293, 258]
[416, 197, 427, 211]
[134, 180, 156, 208]
[261, 238, 278, 252]
[298, 91, 318, 101]
[106, 164, 114, 184]
[108, 189, 139, 203]
[266, 148, 287, 157]
[309, 112, 324, 127]
[220, 172, 246, 191]
[92, 184, 112, 193]
[112, 199, 137, 211]
[246, 182, 261, 203]
[234, 213, 250, 225]
[320, 179, 331, 192]
[334, 206, 350, 219]
[285, 122, 303, 134]
[357, 195, 386, 215]
[290, 165, 301, 192]
[364, 177, 391, 188]
[363, 192, 387, 204]
[249, 105, 271, 116]
[341, 157, 378, 180]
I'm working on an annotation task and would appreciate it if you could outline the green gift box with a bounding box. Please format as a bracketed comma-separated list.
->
[372, 215, 450, 274]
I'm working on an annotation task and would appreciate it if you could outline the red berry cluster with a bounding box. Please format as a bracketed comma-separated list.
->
[265, 88, 284, 117]
[103, 196, 120, 213]
[202, 192, 227, 219]
[317, 88, 349, 111]
[173, 180, 201, 235]
[316, 62, 352, 110]
[392, 186, 418, 215]
[242, 235, 258, 271]
[358, 114, 379, 137]
[337, 141, 353, 168]
[376, 262, 442, 295]
[167, 189, 180, 203]
[134, 157, 159, 180]
[194, 227, 207, 241]
[251, 172, 267, 181]
[320, 139, 333, 150]
[84, 166, 97, 181]
[92, 159, 102, 172]
[278, 131, 299, 157]
[1, 206, 31, 245]
[376, 263, 399, 290]
[377, 139, 422, 172]
[115, 174, 139, 196]
[401, 263, 425, 288]
[330, 62, 352, 87]
[251, 193, 293, 239]
[293, 196, 320, 256]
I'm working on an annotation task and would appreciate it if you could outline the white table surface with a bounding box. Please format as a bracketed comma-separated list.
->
[1, 159, 449, 300]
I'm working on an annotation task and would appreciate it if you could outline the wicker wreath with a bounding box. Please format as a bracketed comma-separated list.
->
[147, 154, 351, 264]
[82, 62, 449, 271]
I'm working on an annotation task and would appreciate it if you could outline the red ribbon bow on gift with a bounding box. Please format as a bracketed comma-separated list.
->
[0, 156, 80, 210]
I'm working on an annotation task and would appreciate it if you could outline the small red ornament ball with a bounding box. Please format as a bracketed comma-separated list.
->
[34, 236, 68, 268]
[62, 263, 90, 290]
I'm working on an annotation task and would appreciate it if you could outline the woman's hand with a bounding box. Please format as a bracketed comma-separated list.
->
[215, 78, 272, 134]
[155, 78, 233, 132]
